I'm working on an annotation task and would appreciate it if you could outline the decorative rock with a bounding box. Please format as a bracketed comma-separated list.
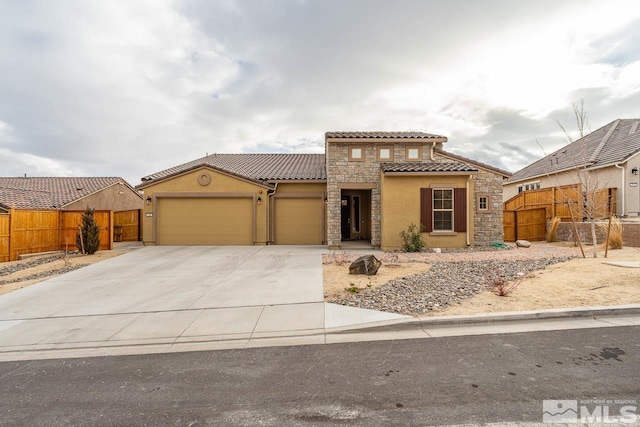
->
[515, 240, 531, 248]
[348, 255, 381, 276]
[331, 256, 575, 316]
[433, 248, 441, 253]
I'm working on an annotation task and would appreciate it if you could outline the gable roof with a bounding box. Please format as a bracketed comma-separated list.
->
[326, 131, 447, 140]
[0, 177, 138, 210]
[138, 153, 327, 188]
[508, 118, 640, 183]
[381, 161, 478, 173]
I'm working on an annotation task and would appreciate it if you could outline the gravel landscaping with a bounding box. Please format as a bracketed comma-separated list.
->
[0, 255, 64, 277]
[326, 243, 583, 316]
[328, 256, 575, 316]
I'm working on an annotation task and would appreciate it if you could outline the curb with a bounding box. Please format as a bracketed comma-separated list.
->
[326, 304, 640, 334]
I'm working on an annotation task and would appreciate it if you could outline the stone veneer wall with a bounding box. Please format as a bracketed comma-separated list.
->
[325, 140, 506, 248]
[473, 168, 506, 245]
[325, 142, 386, 248]
[556, 221, 640, 247]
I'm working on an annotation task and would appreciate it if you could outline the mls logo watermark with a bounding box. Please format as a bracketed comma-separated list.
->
[543, 399, 638, 424]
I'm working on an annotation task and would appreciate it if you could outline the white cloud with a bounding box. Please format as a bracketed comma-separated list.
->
[1, 0, 639, 182]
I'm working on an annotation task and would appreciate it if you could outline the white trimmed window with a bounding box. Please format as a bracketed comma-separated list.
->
[433, 189, 454, 231]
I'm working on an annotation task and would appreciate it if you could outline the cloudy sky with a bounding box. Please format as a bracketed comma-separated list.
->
[1, 0, 639, 185]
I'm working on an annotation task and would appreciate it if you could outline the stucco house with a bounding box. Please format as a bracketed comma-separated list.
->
[503, 119, 640, 217]
[0, 177, 142, 211]
[136, 131, 510, 250]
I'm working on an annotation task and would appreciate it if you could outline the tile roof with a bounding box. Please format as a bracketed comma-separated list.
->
[0, 177, 136, 210]
[325, 131, 447, 140]
[436, 149, 512, 177]
[381, 161, 478, 173]
[139, 153, 327, 186]
[508, 119, 640, 183]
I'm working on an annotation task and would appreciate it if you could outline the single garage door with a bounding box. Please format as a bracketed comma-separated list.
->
[157, 197, 253, 245]
[274, 198, 323, 245]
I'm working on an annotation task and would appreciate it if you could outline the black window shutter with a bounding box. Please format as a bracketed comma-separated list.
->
[420, 188, 432, 232]
[454, 188, 467, 232]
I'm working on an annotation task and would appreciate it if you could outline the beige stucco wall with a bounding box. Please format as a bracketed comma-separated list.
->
[274, 182, 327, 193]
[381, 174, 473, 250]
[63, 183, 143, 212]
[139, 167, 269, 245]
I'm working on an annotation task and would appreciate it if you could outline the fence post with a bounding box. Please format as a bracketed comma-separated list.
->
[8, 209, 14, 261]
[109, 210, 114, 250]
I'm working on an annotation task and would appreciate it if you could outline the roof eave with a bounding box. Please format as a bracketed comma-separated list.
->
[326, 137, 448, 143]
[383, 171, 477, 176]
[136, 164, 274, 190]
[436, 150, 512, 177]
[505, 162, 595, 185]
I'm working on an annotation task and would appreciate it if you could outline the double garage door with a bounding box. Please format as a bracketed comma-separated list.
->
[156, 196, 323, 245]
[157, 197, 253, 245]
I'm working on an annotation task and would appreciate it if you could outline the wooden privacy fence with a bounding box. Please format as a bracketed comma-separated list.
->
[1, 209, 114, 262]
[504, 185, 616, 222]
[503, 208, 547, 242]
[113, 209, 141, 242]
[0, 214, 9, 263]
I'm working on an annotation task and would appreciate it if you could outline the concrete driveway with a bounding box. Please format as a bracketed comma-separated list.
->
[0, 246, 406, 360]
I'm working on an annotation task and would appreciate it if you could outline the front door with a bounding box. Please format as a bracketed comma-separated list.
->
[340, 191, 371, 241]
[341, 196, 351, 239]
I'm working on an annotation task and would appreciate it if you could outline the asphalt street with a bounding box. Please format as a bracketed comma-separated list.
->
[1, 326, 638, 426]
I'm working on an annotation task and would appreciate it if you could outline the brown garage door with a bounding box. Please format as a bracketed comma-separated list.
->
[274, 198, 323, 245]
[157, 197, 253, 245]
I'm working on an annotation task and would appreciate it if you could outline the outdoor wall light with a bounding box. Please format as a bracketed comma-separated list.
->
[632, 167, 639, 176]
[257, 196, 262, 205]
[146, 197, 152, 205]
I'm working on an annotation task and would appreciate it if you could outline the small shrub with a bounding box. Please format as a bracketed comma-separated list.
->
[599, 216, 623, 249]
[400, 223, 425, 252]
[547, 216, 561, 242]
[76, 207, 100, 255]
[345, 282, 360, 293]
[487, 273, 525, 297]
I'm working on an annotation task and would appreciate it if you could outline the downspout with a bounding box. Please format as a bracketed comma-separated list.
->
[429, 141, 436, 161]
[614, 163, 625, 216]
[466, 175, 471, 246]
[267, 182, 278, 244]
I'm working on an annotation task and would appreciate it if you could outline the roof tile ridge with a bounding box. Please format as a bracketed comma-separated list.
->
[589, 119, 620, 164]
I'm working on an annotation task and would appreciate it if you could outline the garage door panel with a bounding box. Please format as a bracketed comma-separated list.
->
[157, 198, 253, 245]
[274, 198, 323, 245]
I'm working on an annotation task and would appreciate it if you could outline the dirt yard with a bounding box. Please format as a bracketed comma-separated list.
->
[324, 243, 640, 316]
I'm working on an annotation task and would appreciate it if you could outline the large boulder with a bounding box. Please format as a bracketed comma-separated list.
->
[348, 255, 381, 276]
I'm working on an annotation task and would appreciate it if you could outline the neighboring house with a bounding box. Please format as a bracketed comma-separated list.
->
[137, 132, 510, 250]
[504, 119, 640, 217]
[0, 177, 143, 261]
[0, 177, 142, 211]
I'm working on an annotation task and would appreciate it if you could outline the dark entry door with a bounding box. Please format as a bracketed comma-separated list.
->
[341, 196, 351, 239]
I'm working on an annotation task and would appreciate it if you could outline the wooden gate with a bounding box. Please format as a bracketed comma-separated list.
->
[503, 208, 547, 242]
[113, 209, 141, 242]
